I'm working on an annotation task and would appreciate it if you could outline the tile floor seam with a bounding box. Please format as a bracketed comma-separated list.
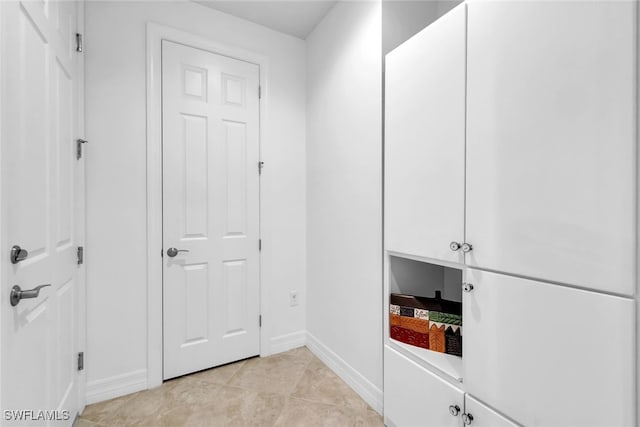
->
[285, 356, 315, 398]
[272, 396, 300, 427]
[221, 361, 244, 386]
[287, 395, 346, 409]
[287, 393, 376, 416]
[264, 394, 289, 427]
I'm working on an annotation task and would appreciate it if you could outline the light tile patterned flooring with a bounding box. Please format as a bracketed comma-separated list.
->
[77, 347, 383, 427]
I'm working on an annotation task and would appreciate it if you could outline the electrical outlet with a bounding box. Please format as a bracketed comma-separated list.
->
[289, 291, 299, 306]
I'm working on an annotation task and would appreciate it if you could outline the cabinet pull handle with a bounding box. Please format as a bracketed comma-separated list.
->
[450, 242, 462, 251]
[462, 413, 474, 425]
[462, 283, 474, 293]
[462, 243, 473, 253]
[448, 405, 461, 416]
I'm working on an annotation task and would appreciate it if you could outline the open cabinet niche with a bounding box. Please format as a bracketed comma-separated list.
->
[389, 256, 462, 302]
[386, 255, 463, 382]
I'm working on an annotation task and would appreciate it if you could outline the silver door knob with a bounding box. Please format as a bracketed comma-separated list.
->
[10, 245, 28, 264]
[462, 413, 474, 425]
[166, 247, 189, 257]
[10, 284, 51, 306]
[448, 405, 461, 416]
[462, 283, 474, 292]
[450, 242, 462, 251]
[462, 243, 473, 253]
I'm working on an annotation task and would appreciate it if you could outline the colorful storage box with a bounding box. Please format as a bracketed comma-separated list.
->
[389, 291, 462, 357]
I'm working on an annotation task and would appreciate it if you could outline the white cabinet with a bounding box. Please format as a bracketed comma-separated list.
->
[463, 269, 635, 427]
[462, 395, 518, 427]
[384, 344, 520, 427]
[385, 3, 466, 263]
[386, 0, 637, 295]
[465, 0, 636, 295]
[384, 2, 638, 426]
[384, 345, 464, 427]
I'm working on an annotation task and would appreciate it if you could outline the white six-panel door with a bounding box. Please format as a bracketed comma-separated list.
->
[1, 0, 82, 424]
[385, 3, 466, 264]
[162, 41, 260, 379]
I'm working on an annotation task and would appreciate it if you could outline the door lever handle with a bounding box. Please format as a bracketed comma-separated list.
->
[10, 284, 51, 307]
[166, 248, 189, 258]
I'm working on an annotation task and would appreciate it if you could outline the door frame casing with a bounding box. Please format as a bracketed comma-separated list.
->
[75, 0, 87, 414]
[146, 22, 268, 388]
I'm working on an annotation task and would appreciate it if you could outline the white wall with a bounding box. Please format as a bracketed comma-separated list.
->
[306, 0, 383, 412]
[85, 0, 306, 402]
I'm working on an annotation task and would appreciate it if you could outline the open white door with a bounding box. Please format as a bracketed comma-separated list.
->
[1, 0, 84, 425]
[162, 41, 261, 380]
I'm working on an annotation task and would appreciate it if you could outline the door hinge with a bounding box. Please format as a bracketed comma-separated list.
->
[77, 352, 84, 371]
[76, 139, 88, 160]
[76, 33, 83, 53]
[259, 239, 262, 251]
[77, 246, 84, 265]
[259, 315, 262, 327]
[258, 161, 264, 175]
[258, 85, 262, 99]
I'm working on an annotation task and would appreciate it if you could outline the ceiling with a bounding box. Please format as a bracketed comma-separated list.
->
[194, 1, 338, 39]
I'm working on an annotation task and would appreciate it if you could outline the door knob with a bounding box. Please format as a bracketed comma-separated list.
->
[166, 247, 189, 258]
[462, 413, 474, 425]
[10, 284, 51, 307]
[450, 242, 462, 251]
[461, 243, 473, 253]
[10, 245, 28, 264]
[448, 404, 461, 416]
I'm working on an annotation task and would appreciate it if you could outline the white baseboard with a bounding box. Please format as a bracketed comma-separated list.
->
[85, 369, 148, 405]
[306, 332, 383, 414]
[269, 330, 307, 355]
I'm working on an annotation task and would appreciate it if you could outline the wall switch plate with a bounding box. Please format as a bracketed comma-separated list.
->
[289, 291, 299, 306]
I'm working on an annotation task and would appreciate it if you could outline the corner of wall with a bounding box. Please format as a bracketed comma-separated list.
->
[306, 332, 383, 414]
[268, 330, 307, 355]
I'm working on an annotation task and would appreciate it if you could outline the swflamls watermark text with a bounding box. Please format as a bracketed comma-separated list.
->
[4, 410, 71, 421]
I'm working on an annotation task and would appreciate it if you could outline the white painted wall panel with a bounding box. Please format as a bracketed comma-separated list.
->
[306, 0, 383, 397]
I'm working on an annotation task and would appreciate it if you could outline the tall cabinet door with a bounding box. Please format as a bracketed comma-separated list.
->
[463, 269, 635, 427]
[465, 1, 636, 294]
[385, 4, 466, 263]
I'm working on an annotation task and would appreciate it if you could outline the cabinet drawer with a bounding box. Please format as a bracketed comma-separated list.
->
[384, 345, 463, 427]
[463, 269, 635, 427]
